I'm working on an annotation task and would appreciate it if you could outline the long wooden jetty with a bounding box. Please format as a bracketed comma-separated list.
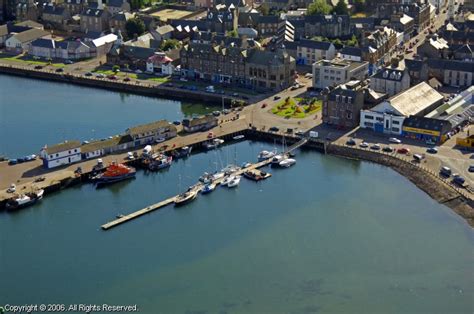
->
[100, 138, 307, 230]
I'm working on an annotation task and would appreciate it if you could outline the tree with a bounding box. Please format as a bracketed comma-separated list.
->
[332, 0, 349, 15]
[160, 39, 181, 51]
[307, 0, 332, 15]
[227, 29, 238, 38]
[112, 65, 120, 73]
[125, 17, 145, 39]
[353, 0, 366, 13]
[258, 3, 270, 16]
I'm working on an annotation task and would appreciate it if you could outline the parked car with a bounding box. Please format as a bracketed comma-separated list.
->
[34, 65, 43, 70]
[96, 73, 105, 78]
[359, 142, 369, 148]
[8, 159, 18, 165]
[85, 72, 93, 76]
[24, 154, 37, 161]
[6, 184, 16, 193]
[123, 77, 131, 82]
[55, 68, 64, 73]
[383, 146, 394, 153]
[397, 147, 410, 154]
[261, 103, 267, 108]
[65, 60, 73, 64]
[468, 165, 474, 173]
[107, 75, 117, 80]
[413, 154, 424, 162]
[269, 126, 279, 132]
[207, 132, 214, 139]
[274, 95, 281, 101]
[453, 175, 466, 187]
[295, 131, 305, 137]
[346, 139, 356, 146]
[173, 120, 181, 126]
[370, 144, 381, 150]
[389, 137, 402, 144]
[222, 109, 231, 114]
[135, 70, 143, 74]
[155, 137, 166, 143]
[427, 147, 438, 154]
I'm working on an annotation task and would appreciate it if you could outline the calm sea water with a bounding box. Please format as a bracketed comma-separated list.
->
[0, 75, 214, 157]
[0, 75, 473, 313]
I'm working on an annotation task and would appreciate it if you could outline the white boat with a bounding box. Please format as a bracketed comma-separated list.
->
[258, 150, 276, 161]
[233, 135, 245, 140]
[174, 189, 198, 206]
[221, 164, 240, 175]
[271, 154, 285, 166]
[6, 189, 44, 210]
[221, 176, 233, 186]
[279, 158, 296, 168]
[227, 175, 241, 188]
[212, 171, 225, 181]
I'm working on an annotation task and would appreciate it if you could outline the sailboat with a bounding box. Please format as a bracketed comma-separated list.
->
[227, 175, 241, 188]
[174, 174, 198, 206]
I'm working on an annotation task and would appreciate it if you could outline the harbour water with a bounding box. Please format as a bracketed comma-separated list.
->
[0, 75, 213, 157]
[0, 75, 473, 313]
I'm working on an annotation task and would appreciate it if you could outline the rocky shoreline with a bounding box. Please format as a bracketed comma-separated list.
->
[327, 144, 474, 227]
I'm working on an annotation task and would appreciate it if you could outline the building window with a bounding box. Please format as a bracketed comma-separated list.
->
[365, 115, 374, 120]
[364, 122, 374, 127]
[392, 120, 400, 125]
[56, 154, 59, 157]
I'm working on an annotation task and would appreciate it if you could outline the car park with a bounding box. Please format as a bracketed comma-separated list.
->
[359, 142, 369, 148]
[426, 147, 438, 154]
[389, 137, 402, 144]
[346, 139, 356, 146]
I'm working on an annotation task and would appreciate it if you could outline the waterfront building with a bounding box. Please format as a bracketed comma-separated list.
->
[40, 141, 82, 169]
[125, 120, 177, 146]
[322, 80, 368, 128]
[312, 58, 369, 89]
[182, 116, 218, 133]
[145, 52, 173, 74]
[5, 27, 49, 53]
[284, 39, 336, 66]
[360, 82, 444, 135]
[402, 116, 452, 144]
[28, 38, 92, 60]
[81, 135, 134, 159]
[370, 66, 410, 97]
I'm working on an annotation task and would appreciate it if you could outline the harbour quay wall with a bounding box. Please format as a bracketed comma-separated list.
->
[327, 144, 474, 227]
[0, 64, 236, 106]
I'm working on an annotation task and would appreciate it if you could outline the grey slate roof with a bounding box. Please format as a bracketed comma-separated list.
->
[296, 39, 332, 51]
[45, 141, 81, 154]
[107, 0, 126, 7]
[404, 58, 424, 72]
[341, 46, 362, 57]
[427, 58, 474, 73]
[43, 5, 66, 15]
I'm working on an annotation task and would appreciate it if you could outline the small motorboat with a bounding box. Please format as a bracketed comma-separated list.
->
[279, 158, 296, 168]
[199, 172, 213, 184]
[201, 182, 217, 194]
[227, 175, 241, 188]
[271, 154, 285, 166]
[258, 150, 276, 161]
[221, 176, 233, 186]
[212, 171, 225, 181]
[241, 162, 251, 168]
[148, 155, 172, 171]
[174, 189, 198, 206]
[233, 135, 245, 140]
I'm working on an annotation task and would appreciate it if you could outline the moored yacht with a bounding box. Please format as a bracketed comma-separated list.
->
[279, 158, 296, 168]
[227, 175, 241, 188]
[174, 188, 198, 206]
[201, 182, 217, 194]
[258, 150, 276, 162]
